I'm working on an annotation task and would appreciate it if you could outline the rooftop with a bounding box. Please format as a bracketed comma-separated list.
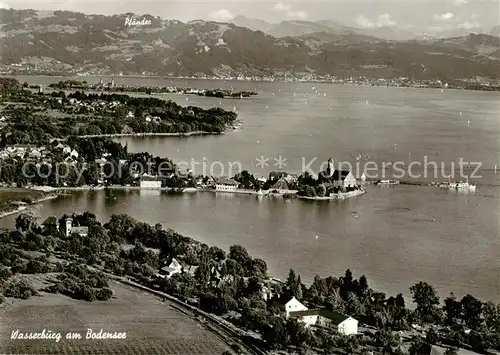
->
[71, 226, 89, 234]
[289, 309, 352, 325]
[215, 177, 239, 186]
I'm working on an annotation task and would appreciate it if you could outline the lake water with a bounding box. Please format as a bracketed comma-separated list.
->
[6, 76, 500, 302]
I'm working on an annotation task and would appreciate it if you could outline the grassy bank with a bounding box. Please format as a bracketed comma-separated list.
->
[0, 188, 58, 218]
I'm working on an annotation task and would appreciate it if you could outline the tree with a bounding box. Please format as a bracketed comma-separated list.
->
[241, 307, 269, 331]
[467, 330, 488, 353]
[443, 293, 462, 326]
[410, 282, 440, 323]
[262, 318, 288, 349]
[460, 294, 483, 329]
[228, 245, 250, 270]
[409, 336, 431, 355]
[294, 275, 303, 299]
[208, 246, 226, 262]
[315, 184, 326, 197]
[358, 275, 369, 296]
[483, 301, 500, 332]
[375, 329, 400, 351]
[15, 213, 38, 232]
[251, 258, 267, 278]
[287, 269, 297, 292]
[426, 327, 439, 345]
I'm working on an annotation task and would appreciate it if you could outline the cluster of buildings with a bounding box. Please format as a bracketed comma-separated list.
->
[0, 144, 48, 160]
[0, 143, 82, 164]
[63, 97, 121, 114]
[284, 296, 358, 335]
[40, 216, 89, 237]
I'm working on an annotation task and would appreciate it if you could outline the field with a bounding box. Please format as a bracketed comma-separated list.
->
[0, 280, 233, 354]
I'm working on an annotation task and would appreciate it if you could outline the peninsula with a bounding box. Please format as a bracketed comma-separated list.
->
[46, 80, 258, 99]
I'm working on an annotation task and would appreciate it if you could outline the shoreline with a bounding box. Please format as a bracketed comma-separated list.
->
[9, 74, 500, 92]
[0, 194, 59, 219]
[297, 188, 366, 200]
[78, 131, 224, 139]
[28, 185, 365, 201]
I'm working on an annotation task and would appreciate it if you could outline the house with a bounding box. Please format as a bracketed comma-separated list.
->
[215, 177, 239, 191]
[323, 158, 357, 189]
[271, 178, 289, 192]
[140, 174, 162, 189]
[269, 171, 288, 181]
[284, 174, 298, 184]
[41, 216, 59, 233]
[283, 296, 308, 319]
[28, 149, 42, 159]
[65, 218, 88, 237]
[331, 170, 357, 189]
[289, 309, 358, 335]
[140, 180, 162, 189]
[257, 176, 267, 184]
[261, 285, 273, 301]
[158, 258, 182, 279]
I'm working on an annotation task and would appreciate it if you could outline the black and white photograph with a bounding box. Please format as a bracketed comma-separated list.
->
[0, 0, 498, 354]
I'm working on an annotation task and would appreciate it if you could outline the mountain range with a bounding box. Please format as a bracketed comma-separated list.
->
[231, 15, 500, 42]
[0, 9, 499, 80]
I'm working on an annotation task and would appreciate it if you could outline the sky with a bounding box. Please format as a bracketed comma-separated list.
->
[2, 0, 500, 32]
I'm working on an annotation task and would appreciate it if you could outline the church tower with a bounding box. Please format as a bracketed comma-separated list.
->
[327, 158, 334, 176]
[65, 218, 73, 237]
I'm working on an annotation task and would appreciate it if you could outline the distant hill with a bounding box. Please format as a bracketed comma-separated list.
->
[0, 9, 499, 80]
[230, 15, 273, 33]
[297, 31, 381, 44]
[356, 26, 417, 41]
[427, 34, 500, 59]
[490, 26, 500, 37]
[267, 20, 356, 38]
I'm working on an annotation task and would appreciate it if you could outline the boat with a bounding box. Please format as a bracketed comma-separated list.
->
[455, 178, 476, 191]
[442, 177, 476, 191]
[377, 179, 400, 185]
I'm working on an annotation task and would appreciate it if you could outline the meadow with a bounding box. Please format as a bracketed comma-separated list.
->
[0, 279, 232, 354]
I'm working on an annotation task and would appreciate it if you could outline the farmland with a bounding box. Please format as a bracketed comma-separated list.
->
[0, 279, 233, 354]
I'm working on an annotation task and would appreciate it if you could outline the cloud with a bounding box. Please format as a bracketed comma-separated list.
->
[272, 2, 292, 11]
[208, 9, 234, 22]
[355, 13, 396, 28]
[452, 0, 469, 5]
[0, 2, 9, 9]
[286, 11, 307, 19]
[377, 13, 396, 27]
[434, 12, 455, 21]
[458, 21, 480, 29]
